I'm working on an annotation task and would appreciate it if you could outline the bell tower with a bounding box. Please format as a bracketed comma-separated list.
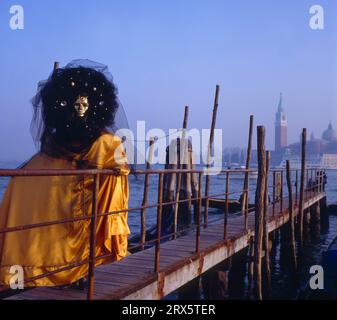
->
[275, 93, 287, 152]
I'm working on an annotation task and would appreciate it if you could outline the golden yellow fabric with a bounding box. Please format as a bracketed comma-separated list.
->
[0, 133, 130, 287]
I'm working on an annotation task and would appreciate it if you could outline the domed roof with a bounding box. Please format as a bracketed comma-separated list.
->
[322, 123, 337, 141]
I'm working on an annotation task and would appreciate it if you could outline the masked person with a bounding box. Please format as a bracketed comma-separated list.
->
[0, 60, 130, 287]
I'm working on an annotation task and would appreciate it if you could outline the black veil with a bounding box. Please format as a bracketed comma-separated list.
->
[30, 59, 132, 163]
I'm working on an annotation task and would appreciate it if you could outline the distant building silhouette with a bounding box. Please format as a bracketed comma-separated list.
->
[287, 122, 337, 168]
[271, 93, 288, 165]
[226, 93, 337, 168]
[271, 94, 337, 168]
[274, 92, 287, 152]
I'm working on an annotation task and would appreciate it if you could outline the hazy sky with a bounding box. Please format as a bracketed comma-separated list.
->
[0, 0, 336, 161]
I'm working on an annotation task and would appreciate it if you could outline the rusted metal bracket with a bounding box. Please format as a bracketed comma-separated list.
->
[197, 254, 204, 275]
[157, 272, 165, 298]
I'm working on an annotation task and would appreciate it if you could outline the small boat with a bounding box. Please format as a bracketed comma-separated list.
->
[217, 165, 258, 180]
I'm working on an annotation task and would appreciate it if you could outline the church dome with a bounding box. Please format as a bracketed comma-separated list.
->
[322, 123, 337, 141]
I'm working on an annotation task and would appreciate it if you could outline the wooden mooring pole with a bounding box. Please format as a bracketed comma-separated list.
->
[295, 170, 299, 205]
[310, 202, 321, 242]
[224, 171, 229, 240]
[53, 61, 60, 71]
[190, 146, 200, 224]
[247, 237, 254, 298]
[263, 151, 272, 299]
[253, 126, 266, 300]
[155, 173, 164, 273]
[286, 160, 297, 272]
[242, 115, 254, 232]
[299, 128, 307, 247]
[204, 85, 220, 227]
[140, 138, 155, 250]
[272, 171, 276, 216]
[173, 106, 189, 238]
[196, 173, 203, 253]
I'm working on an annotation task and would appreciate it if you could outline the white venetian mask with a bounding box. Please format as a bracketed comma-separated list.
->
[74, 96, 89, 117]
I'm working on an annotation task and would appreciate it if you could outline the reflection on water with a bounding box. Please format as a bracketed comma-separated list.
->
[272, 214, 337, 300]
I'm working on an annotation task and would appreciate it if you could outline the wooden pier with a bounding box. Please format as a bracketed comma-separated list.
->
[5, 190, 326, 300]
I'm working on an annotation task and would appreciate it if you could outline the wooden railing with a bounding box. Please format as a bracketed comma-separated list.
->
[0, 166, 326, 299]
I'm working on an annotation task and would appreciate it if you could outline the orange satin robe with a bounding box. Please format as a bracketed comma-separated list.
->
[0, 133, 130, 287]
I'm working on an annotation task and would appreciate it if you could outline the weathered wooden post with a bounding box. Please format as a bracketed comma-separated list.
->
[263, 151, 272, 299]
[54, 61, 60, 71]
[173, 106, 189, 238]
[305, 169, 309, 200]
[204, 85, 220, 227]
[269, 228, 279, 267]
[164, 140, 178, 204]
[280, 171, 284, 212]
[313, 168, 316, 193]
[310, 169, 313, 197]
[272, 171, 276, 216]
[295, 170, 299, 205]
[299, 128, 307, 246]
[242, 115, 254, 232]
[224, 171, 229, 240]
[310, 202, 321, 242]
[286, 160, 297, 272]
[140, 138, 155, 250]
[155, 173, 164, 273]
[320, 195, 329, 234]
[189, 146, 200, 223]
[159, 106, 198, 239]
[275, 171, 281, 204]
[254, 126, 266, 300]
[184, 152, 192, 210]
[247, 237, 254, 298]
[196, 173, 203, 253]
[319, 172, 328, 231]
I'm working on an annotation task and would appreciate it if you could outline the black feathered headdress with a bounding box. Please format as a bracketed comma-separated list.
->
[30, 59, 129, 154]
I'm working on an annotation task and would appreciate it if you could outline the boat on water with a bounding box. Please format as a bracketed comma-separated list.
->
[217, 164, 258, 180]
